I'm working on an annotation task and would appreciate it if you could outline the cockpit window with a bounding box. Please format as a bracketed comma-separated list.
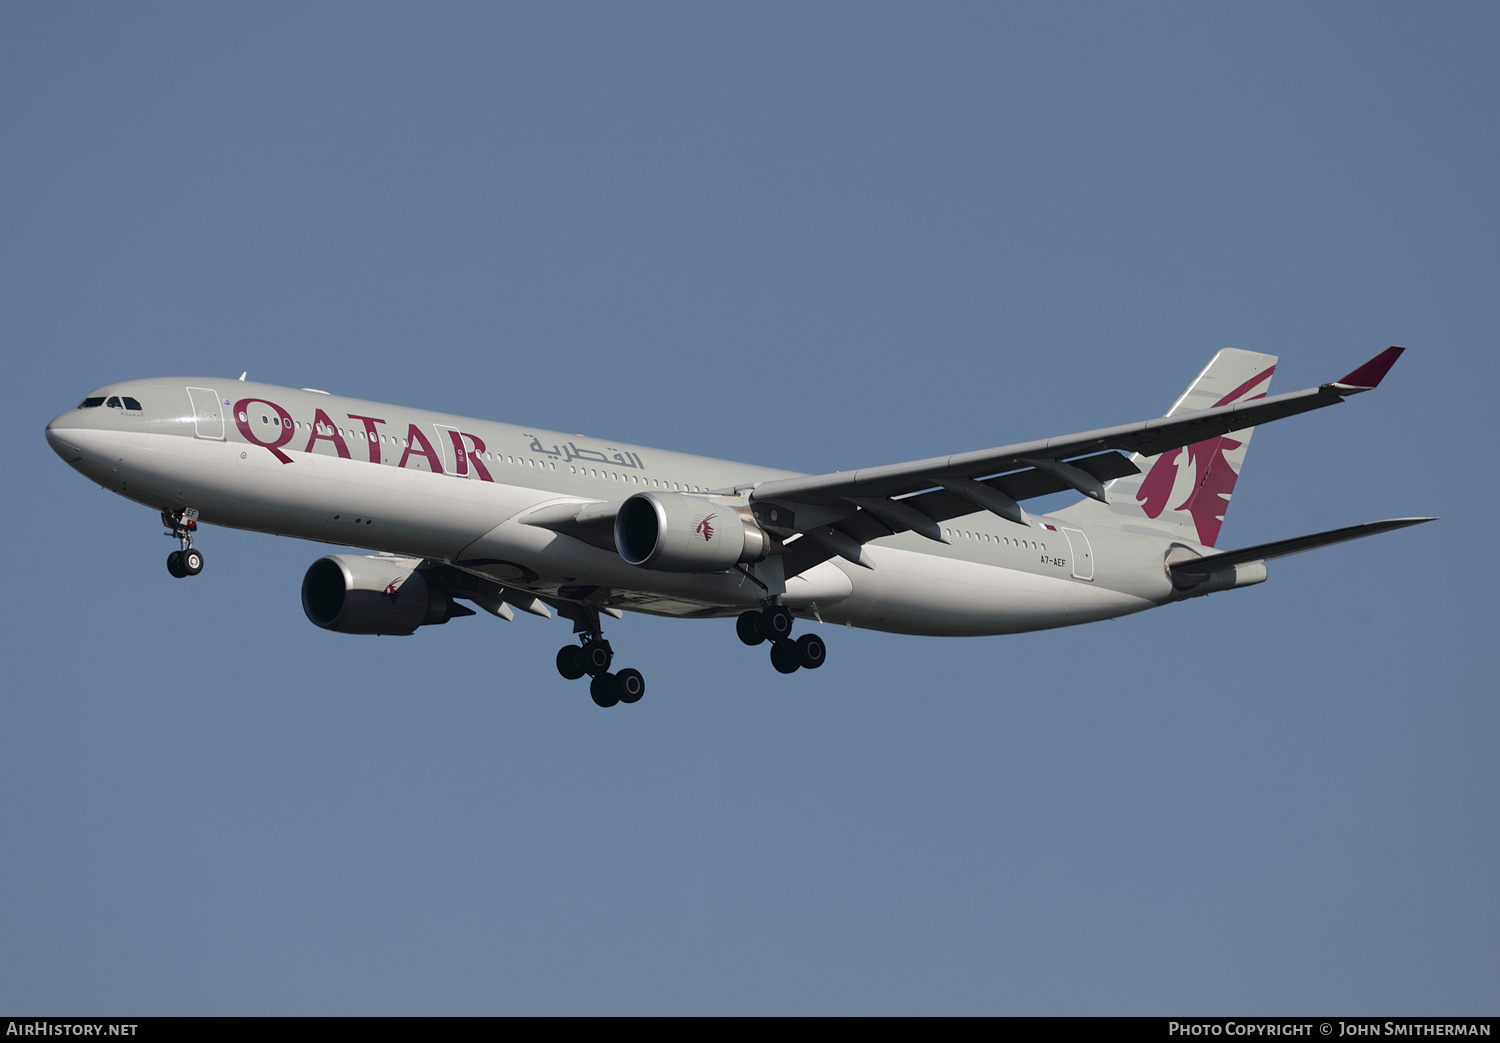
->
[122, 397, 142, 410]
[78, 397, 106, 409]
[106, 396, 122, 408]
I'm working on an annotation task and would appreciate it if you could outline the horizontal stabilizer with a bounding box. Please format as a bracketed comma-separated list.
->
[1170, 517, 1436, 577]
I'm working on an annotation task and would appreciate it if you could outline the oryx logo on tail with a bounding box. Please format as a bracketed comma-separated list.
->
[1132, 361, 1275, 547]
[1137, 434, 1246, 547]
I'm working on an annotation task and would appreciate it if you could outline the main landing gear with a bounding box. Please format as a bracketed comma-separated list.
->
[555, 605, 646, 708]
[162, 509, 204, 579]
[737, 600, 826, 674]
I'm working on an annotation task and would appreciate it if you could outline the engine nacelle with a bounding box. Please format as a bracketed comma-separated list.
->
[301, 554, 464, 635]
[614, 492, 768, 572]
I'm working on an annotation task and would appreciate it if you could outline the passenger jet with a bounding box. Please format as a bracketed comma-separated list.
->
[45, 346, 1431, 707]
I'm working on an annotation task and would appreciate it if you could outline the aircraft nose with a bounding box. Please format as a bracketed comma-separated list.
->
[45, 414, 86, 463]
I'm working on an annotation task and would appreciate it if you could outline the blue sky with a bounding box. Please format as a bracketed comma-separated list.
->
[3, 2, 1495, 1014]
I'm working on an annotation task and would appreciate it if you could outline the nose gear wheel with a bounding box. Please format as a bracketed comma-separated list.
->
[162, 509, 205, 578]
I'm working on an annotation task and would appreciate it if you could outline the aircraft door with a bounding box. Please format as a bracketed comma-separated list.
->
[187, 387, 225, 440]
[432, 424, 461, 475]
[1061, 527, 1094, 581]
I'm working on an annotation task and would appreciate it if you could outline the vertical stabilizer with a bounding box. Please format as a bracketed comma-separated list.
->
[1053, 348, 1276, 547]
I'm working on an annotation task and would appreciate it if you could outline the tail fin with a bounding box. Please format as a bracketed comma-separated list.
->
[1053, 348, 1277, 547]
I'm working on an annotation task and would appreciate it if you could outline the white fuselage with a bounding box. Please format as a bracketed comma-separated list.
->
[46, 377, 1177, 636]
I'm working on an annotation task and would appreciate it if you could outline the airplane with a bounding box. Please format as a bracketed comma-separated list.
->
[45, 346, 1432, 707]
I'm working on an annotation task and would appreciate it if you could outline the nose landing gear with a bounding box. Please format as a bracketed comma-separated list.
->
[163, 509, 204, 578]
[555, 604, 646, 708]
[737, 600, 827, 674]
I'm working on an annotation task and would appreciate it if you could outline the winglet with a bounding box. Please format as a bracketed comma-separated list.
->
[1330, 346, 1405, 392]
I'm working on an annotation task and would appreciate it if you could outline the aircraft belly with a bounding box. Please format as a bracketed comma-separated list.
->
[824, 546, 1154, 636]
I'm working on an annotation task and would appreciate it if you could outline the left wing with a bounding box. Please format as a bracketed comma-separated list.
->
[746, 347, 1406, 574]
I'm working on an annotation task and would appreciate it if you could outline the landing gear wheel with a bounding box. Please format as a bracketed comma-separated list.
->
[181, 548, 204, 576]
[556, 645, 587, 680]
[166, 550, 187, 578]
[737, 610, 766, 646]
[762, 605, 794, 642]
[796, 632, 826, 669]
[590, 673, 621, 707]
[770, 640, 802, 674]
[581, 639, 613, 676]
[616, 668, 645, 704]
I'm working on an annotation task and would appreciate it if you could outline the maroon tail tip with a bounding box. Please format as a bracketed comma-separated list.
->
[1336, 345, 1406, 389]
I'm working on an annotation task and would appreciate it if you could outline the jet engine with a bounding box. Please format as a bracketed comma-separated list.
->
[301, 554, 469, 635]
[614, 492, 768, 572]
